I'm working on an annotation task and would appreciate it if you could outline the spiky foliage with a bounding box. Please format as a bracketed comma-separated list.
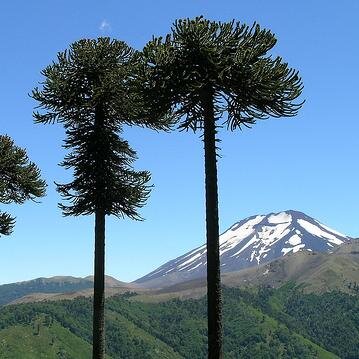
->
[140, 16, 303, 131]
[139, 17, 304, 359]
[32, 38, 151, 218]
[0, 135, 46, 236]
[56, 127, 150, 219]
[32, 37, 158, 359]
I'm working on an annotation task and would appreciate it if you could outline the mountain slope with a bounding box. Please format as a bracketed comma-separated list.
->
[133, 240, 359, 302]
[136, 210, 352, 288]
[0, 288, 345, 358]
[223, 239, 359, 293]
[0, 275, 138, 306]
[0, 319, 93, 359]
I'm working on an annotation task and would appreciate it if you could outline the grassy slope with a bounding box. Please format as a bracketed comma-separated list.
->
[0, 321, 92, 359]
[106, 309, 184, 358]
[298, 336, 338, 359]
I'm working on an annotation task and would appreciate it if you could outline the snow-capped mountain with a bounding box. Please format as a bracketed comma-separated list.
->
[135, 210, 352, 288]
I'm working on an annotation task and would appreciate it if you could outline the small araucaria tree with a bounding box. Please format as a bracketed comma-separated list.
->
[32, 38, 166, 359]
[139, 17, 303, 358]
[0, 135, 46, 236]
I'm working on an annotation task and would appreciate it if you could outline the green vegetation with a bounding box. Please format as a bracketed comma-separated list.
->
[0, 277, 94, 306]
[0, 317, 92, 359]
[1, 285, 355, 358]
[0, 135, 46, 237]
[283, 288, 359, 358]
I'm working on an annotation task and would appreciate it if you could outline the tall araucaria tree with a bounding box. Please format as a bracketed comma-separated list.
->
[0, 135, 46, 236]
[32, 38, 167, 359]
[138, 17, 303, 358]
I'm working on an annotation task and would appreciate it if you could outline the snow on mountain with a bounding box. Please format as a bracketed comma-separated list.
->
[135, 210, 352, 288]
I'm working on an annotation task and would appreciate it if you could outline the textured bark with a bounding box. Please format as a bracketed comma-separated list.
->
[92, 102, 106, 359]
[202, 88, 224, 359]
[92, 209, 106, 359]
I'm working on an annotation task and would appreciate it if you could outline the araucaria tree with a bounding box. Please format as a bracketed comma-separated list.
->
[0, 135, 46, 236]
[32, 38, 160, 359]
[139, 17, 303, 358]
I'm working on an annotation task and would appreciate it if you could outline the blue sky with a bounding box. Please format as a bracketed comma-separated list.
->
[0, 0, 358, 284]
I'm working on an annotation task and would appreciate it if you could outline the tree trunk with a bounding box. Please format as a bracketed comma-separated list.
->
[93, 101, 106, 359]
[92, 209, 106, 359]
[201, 88, 223, 359]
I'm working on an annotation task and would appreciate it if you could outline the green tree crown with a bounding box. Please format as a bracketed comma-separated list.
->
[140, 16, 303, 131]
[32, 38, 153, 219]
[0, 135, 46, 236]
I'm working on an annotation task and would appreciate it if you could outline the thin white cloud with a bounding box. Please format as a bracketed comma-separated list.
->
[99, 19, 111, 32]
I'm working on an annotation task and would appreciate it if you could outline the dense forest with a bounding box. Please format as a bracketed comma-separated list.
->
[0, 284, 357, 358]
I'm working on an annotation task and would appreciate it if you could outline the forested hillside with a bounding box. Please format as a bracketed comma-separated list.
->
[0, 285, 357, 358]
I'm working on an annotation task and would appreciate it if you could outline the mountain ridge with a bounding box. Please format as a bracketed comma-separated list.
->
[135, 210, 352, 288]
[0, 275, 140, 306]
[1, 210, 356, 305]
[3, 239, 359, 305]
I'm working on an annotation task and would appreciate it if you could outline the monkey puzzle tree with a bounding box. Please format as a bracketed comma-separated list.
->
[138, 17, 303, 358]
[32, 38, 164, 359]
[0, 135, 46, 236]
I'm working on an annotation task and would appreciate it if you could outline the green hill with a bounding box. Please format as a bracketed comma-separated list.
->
[0, 318, 92, 359]
[0, 275, 138, 307]
[1, 285, 355, 358]
[0, 277, 94, 307]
